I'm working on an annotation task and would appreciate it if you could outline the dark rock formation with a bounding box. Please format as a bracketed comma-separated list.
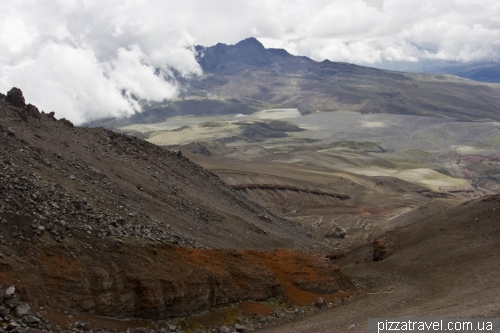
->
[325, 224, 347, 239]
[60, 118, 74, 127]
[6, 87, 26, 108]
[373, 235, 391, 261]
[26, 104, 41, 119]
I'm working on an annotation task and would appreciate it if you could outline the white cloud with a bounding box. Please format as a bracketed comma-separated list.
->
[257, 0, 500, 64]
[0, 0, 499, 123]
[0, 0, 202, 125]
[2, 43, 135, 125]
[105, 45, 178, 104]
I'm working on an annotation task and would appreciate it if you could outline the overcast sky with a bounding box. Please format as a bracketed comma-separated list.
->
[1, 0, 499, 124]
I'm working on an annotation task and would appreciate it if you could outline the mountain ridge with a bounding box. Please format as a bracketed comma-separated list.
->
[418, 61, 500, 83]
[89, 37, 500, 130]
[194, 37, 314, 74]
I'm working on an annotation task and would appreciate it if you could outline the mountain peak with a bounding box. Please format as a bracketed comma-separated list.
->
[196, 37, 312, 73]
[235, 37, 265, 50]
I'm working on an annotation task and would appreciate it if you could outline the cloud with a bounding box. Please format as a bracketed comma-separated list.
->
[1, 0, 499, 123]
[258, 0, 500, 65]
[104, 45, 179, 106]
[2, 43, 134, 125]
[0, 0, 202, 125]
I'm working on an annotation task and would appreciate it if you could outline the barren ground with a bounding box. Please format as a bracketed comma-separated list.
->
[260, 194, 500, 332]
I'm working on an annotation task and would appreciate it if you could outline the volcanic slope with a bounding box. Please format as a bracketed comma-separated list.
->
[94, 37, 500, 129]
[0, 88, 359, 326]
[260, 193, 500, 333]
[182, 151, 466, 255]
[0, 89, 311, 250]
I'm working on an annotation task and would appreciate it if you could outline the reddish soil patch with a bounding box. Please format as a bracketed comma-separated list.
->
[0, 240, 353, 320]
[245, 249, 354, 306]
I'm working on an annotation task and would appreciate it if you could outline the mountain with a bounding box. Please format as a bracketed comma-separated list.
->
[0, 88, 310, 251]
[92, 38, 500, 129]
[419, 62, 500, 83]
[194, 37, 313, 74]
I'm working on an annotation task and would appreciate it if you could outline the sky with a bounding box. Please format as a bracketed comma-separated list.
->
[1, 0, 499, 124]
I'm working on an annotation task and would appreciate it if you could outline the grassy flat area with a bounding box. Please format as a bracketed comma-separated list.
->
[148, 123, 242, 145]
[119, 110, 500, 193]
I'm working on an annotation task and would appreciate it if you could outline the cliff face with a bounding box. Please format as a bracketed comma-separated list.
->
[0, 88, 352, 319]
[1, 241, 352, 319]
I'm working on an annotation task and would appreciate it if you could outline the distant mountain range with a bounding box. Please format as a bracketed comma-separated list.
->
[417, 62, 500, 83]
[92, 38, 500, 128]
[194, 37, 314, 74]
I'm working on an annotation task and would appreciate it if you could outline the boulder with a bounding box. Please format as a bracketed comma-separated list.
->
[325, 224, 346, 239]
[24, 315, 40, 325]
[0, 306, 10, 317]
[373, 236, 390, 261]
[5, 286, 15, 295]
[14, 303, 30, 318]
[314, 297, 326, 308]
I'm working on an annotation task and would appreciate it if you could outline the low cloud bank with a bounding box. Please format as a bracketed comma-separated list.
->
[1, 0, 498, 124]
[0, 1, 202, 125]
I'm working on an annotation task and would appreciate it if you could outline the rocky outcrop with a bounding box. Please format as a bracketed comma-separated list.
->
[324, 224, 347, 239]
[4, 88, 40, 124]
[25, 104, 41, 120]
[6, 88, 25, 108]
[231, 184, 349, 200]
[0, 244, 351, 319]
[373, 234, 392, 261]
